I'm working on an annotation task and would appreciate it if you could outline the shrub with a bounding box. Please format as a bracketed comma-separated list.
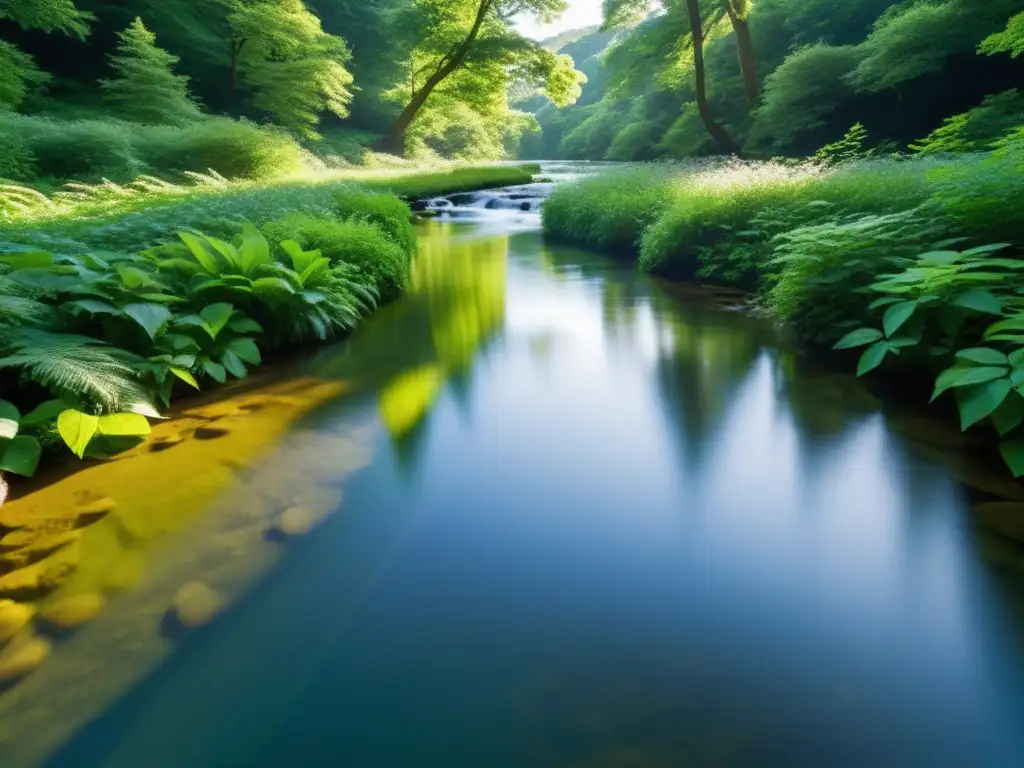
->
[133, 118, 306, 181]
[911, 90, 1024, 154]
[542, 165, 684, 255]
[0, 114, 145, 182]
[262, 213, 410, 301]
[333, 189, 415, 256]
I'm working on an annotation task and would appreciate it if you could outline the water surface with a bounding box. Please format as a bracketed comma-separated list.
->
[22, 176, 1024, 766]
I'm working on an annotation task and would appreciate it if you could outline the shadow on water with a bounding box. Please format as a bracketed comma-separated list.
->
[18, 177, 1024, 766]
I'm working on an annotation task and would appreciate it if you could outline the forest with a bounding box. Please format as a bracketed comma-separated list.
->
[3, 0, 1024, 484]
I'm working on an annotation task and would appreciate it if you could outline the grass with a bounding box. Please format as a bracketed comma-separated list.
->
[0, 165, 538, 254]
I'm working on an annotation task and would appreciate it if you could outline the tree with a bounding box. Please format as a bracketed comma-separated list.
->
[0, 41, 50, 110]
[603, 0, 741, 154]
[226, 0, 354, 139]
[725, 0, 758, 103]
[980, 11, 1024, 58]
[0, 0, 93, 38]
[373, 0, 583, 155]
[101, 18, 202, 125]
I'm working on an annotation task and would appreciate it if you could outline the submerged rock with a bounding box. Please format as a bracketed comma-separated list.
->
[0, 633, 50, 682]
[0, 530, 80, 571]
[273, 506, 317, 537]
[0, 600, 34, 644]
[0, 541, 80, 600]
[172, 581, 221, 628]
[38, 593, 104, 630]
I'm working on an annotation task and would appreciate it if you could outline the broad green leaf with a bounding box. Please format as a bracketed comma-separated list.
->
[868, 297, 902, 311]
[957, 379, 1012, 430]
[932, 366, 1010, 401]
[202, 359, 227, 383]
[956, 348, 1009, 366]
[0, 435, 41, 476]
[123, 303, 171, 340]
[57, 409, 100, 459]
[0, 399, 20, 440]
[204, 236, 241, 269]
[67, 298, 120, 315]
[1000, 439, 1024, 477]
[886, 337, 919, 350]
[951, 288, 1003, 316]
[163, 333, 200, 352]
[227, 337, 261, 365]
[857, 342, 889, 376]
[169, 367, 200, 390]
[883, 301, 917, 338]
[1010, 349, 1024, 368]
[228, 317, 263, 334]
[986, 317, 1024, 337]
[916, 250, 962, 266]
[237, 223, 272, 274]
[97, 413, 151, 437]
[1012, 366, 1024, 388]
[20, 399, 67, 427]
[0, 251, 53, 269]
[834, 328, 884, 350]
[991, 393, 1024, 436]
[220, 350, 248, 379]
[200, 303, 234, 340]
[962, 243, 1011, 256]
[178, 232, 223, 274]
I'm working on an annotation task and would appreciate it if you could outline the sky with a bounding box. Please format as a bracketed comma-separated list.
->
[516, 0, 605, 40]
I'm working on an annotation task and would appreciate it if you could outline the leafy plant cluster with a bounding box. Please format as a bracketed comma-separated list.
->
[0, 220, 382, 479]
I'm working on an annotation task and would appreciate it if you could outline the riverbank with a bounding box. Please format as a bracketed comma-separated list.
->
[542, 144, 1024, 478]
[0, 164, 536, 489]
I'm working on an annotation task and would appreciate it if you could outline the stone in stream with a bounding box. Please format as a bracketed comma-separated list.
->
[171, 581, 221, 628]
[272, 506, 318, 537]
[0, 600, 35, 644]
[0, 541, 80, 600]
[0, 632, 50, 682]
[0, 530, 80, 571]
[38, 592, 104, 630]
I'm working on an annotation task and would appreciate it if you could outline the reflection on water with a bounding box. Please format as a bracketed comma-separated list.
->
[5, 208, 1024, 765]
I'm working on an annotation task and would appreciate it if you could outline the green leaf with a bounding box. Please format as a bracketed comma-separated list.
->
[178, 232, 223, 274]
[0, 251, 54, 269]
[956, 348, 1009, 366]
[991, 393, 1024, 436]
[951, 288, 1003, 315]
[57, 409, 100, 459]
[0, 399, 20, 440]
[1010, 349, 1024, 368]
[883, 301, 917, 337]
[962, 243, 1011, 256]
[202, 359, 227, 384]
[1000, 439, 1024, 477]
[220, 350, 248, 379]
[227, 337, 261, 365]
[200, 303, 234, 340]
[986, 317, 1024, 337]
[958, 379, 1012, 430]
[932, 366, 1010, 401]
[0, 435, 41, 476]
[237, 223, 272, 274]
[20, 399, 68, 427]
[228, 317, 263, 334]
[97, 413, 151, 437]
[123, 303, 171, 340]
[916, 250, 962, 265]
[834, 328, 884, 350]
[857, 342, 889, 376]
[67, 298, 120, 316]
[868, 297, 902, 311]
[170, 367, 200, 390]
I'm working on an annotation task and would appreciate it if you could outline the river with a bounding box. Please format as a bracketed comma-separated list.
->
[4, 165, 1024, 766]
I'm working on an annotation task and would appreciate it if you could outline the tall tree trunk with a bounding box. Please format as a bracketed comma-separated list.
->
[686, 0, 742, 155]
[726, 1, 759, 103]
[228, 39, 245, 110]
[374, 0, 494, 155]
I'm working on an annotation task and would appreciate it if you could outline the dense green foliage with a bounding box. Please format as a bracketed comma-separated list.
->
[524, 0, 1024, 160]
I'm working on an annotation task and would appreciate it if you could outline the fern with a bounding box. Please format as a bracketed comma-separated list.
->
[0, 329, 155, 414]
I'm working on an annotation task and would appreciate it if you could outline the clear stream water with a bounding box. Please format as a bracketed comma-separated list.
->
[12, 165, 1024, 765]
